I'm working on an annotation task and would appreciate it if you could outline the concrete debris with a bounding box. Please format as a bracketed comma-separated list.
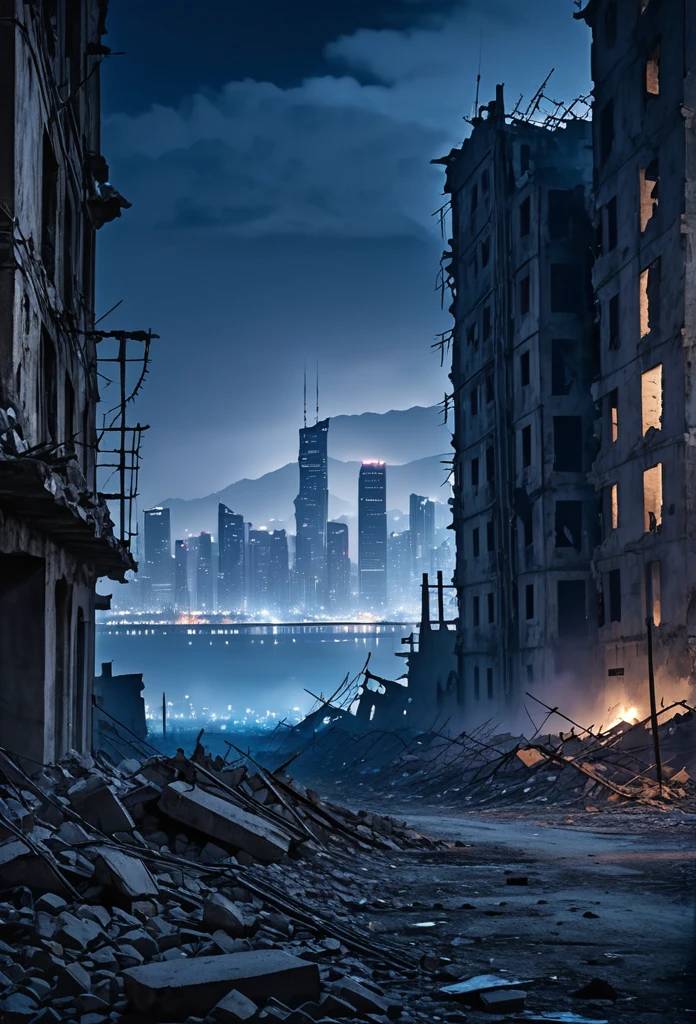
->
[571, 978, 618, 1001]
[94, 846, 159, 899]
[441, 975, 533, 1000]
[123, 950, 320, 1019]
[210, 988, 259, 1022]
[480, 987, 527, 1012]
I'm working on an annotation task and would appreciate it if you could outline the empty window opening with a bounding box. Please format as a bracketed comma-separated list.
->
[64, 371, 75, 443]
[473, 527, 480, 558]
[525, 583, 534, 621]
[41, 327, 57, 444]
[640, 259, 661, 337]
[520, 144, 531, 174]
[609, 293, 620, 349]
[41, 132, 58, 279]
[520, 197, 531, 237]
[555, 500, 582, 550]
[466, 321, 479, 346]
[468, 255, 478, 281]
[646, 41, 660, 96]
[486, 668, 494, 700]
[605, 195, 618, 251]
[553, 416, 582, 472]
[486, 446, 495, 483]
[609, 388, 619, 443]
[520, 350, 530, 387]
[550, 263, 584, 314]
[523, 509, 533, 548]
[470, 183, 478, 215]
[481, 169, 490, 194]
[548, 189, 575, 239]
[470, 387, 479, 416]
[521, 425, 532, 469]
[600, 100, 614, 166]
[473, 596, 480, 627]
[643, 464, 663, 532]
[640, 159, 659, 232]
[520, 275, 530, 316]
[483, 305, 492, 341]
[611, 484, 619, 530]
[63, 191, 74, 309]
[486, 374, 494, 404]
[487, 519, 495, 552]
[481, 236, 491, 267]
[641, 364, 663, 434]
[608, 569, 622, 623]
[471, 457, 479, 488]
[474, 666, 480, 700]
[604, 0, 617, 47]
[646, 560, 661, 626]
[487, 592, 495, 624]
[551, 338, 575, 395]
[558, 580, 587, 638]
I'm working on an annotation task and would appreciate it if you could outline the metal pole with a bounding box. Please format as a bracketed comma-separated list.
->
[437, 570, 445, 627]
[162, 692, 167, 739]
[118, 336, 127, 544]
[645, 616, 663, 796]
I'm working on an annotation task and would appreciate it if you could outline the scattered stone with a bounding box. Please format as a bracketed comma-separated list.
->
[571, 978, 618, 1002]
[480, 988, 526, 1013]
[505, 875, 528, 886]
[582, 911, 600, 919]
[203, 894, 256, 939]
[441, 975, 533, 1002]
[210, 988, 259, 1022]
[94, 846, 159, 900]
[67, 776, 135, 834]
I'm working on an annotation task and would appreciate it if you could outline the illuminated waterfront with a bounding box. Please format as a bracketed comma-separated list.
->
[96, 621, 415, 729]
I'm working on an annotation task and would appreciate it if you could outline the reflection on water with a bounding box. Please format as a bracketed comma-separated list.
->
[96, 622, 415, 729]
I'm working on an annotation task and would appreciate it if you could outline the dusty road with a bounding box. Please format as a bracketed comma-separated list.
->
[299, 807, 696, 1021]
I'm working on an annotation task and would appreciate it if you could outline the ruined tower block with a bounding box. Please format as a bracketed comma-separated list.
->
[576, 0, 696, 695]
[436, 86, 599, 722]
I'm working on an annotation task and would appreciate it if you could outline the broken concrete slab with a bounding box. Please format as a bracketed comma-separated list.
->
[123, 950, 320, 1020]
[571, 978, 618, 1002]
[203, 894, 256, 938]
[480, 988, 526, 1013]
[511, 1015, 608, 1024]
[0, 840, 69, 895]
[210, 988, 259, 1023]
[332, 978, 400, 1018]
[94, 846, 158, 900]
[158, 782, 292, 863]
[67, 777, 134, 834]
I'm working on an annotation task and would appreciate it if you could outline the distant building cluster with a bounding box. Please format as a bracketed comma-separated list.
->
[125, 418, 453, 620]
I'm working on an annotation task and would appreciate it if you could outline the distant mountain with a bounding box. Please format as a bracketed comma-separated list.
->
[160, 454, 451, 542]
[328, 406, 448, 465]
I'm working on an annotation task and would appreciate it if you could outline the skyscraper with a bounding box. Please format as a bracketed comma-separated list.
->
[409, 494, 436, 583]
[196, 532, 214, 612]
[358, 462, 387, 612]
[217, 504, 245, 612]
[294, 417, 330, 611]
[327, 521, 351, 612]
[388, 531, 412, 611]
[174, 540, 189, 613]
[269, 530, 290, 614]
[248, 529, 272, 612]
[143, 507, 173, 609]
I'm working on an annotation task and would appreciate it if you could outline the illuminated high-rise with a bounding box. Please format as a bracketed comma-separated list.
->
[217, 503, 245, 612]
[358, 462, 387, 611]
[294, 418, 329, 610]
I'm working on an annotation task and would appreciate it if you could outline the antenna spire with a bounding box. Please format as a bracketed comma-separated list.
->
[473, 31, 483, 118]
[315, 360, 319, 424]
[303, 362, 307, 428]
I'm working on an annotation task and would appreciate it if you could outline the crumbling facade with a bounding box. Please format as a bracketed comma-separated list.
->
[0, 1, 132, 764]
[439, 88, 599, 719]
[577, 0, 696, 695]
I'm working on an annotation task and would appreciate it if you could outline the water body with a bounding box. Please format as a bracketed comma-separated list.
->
[96, 622, 415, 729]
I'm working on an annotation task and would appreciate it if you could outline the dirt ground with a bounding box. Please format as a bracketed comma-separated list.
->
[286, 803, 696, 1022]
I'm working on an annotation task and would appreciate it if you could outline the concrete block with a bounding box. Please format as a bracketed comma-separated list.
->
[67, 777, 135, 834]
[203, 894, 256, 938]
[332, 979, 398, 1018]
[94, 846, 159, 900]
[123, 950, 320, 1020]
[210, 988, 259, 1022]
[0, 840, 69, 895]
[158, 783, 291, 863]
[480, 988, 526, 1012]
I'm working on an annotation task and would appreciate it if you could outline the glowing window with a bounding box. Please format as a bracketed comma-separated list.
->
[646, 42, 660, 96]
[641, 364, 662, 434]
[643, 464, 663, 533]
[639, 159, 659, 232]
[611, 484, 619, 530]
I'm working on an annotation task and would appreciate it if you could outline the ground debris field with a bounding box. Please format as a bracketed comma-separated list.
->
[0, 732, 691, 1024]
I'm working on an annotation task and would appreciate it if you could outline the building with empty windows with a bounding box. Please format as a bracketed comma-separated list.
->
[577, 0, 696, 690]
[438, 86, 599, 718]
[0, 2, 134, 764]
[358, 462, 387, 612]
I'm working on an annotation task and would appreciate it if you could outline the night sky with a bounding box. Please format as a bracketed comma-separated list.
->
[97, 0, 590, 508]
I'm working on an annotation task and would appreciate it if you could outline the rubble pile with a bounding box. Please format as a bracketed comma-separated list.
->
[269, 699, 696, 815]
[0, 742, 442, 1024]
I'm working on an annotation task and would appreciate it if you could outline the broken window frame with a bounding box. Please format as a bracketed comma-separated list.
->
[639, 158, 659, 233]
[553, 416, 583, 473]
[641, 364, 663, 435]
[525, 583, 534, 621]
[520, 350, 530, 388]
[608, 568, 622, 623]
[645, 40, 660, 98]
[521, 425, 532, 469]
[520, 275, 531, 317]
[520, 196, 531, 237]
[643, 463, 663, 533]
[555, 500, 583, 551]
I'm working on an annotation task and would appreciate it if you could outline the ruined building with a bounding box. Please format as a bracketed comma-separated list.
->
[576, 0, 696, 693]
[438, 87, 598, 717]
[0, 1, 134, 763]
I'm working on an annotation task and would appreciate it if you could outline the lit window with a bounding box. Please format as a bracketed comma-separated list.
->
[646, 42, 660, 96]
[611, 484, 619, 531]
[641, 364, 662, 435]
[643, 464, 663, 533]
